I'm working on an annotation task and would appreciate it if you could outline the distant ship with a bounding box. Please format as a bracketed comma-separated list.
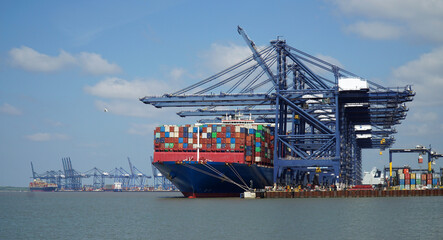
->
[29, 179, 57, 192]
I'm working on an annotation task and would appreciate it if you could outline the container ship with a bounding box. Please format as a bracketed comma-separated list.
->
[29, 179, 58, 192]
[152, 119, 274, 197]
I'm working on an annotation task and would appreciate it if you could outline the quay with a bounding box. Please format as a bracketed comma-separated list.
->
[256, 189, 443, 198]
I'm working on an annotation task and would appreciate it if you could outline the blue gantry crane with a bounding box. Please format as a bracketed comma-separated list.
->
[140, 27, 414, 187]
[31, 157, 151, 191]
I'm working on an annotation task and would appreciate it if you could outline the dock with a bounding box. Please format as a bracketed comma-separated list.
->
[256, 189, 443, 198]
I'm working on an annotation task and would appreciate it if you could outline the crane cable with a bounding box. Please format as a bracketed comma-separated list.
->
[181, 162, 249, 191]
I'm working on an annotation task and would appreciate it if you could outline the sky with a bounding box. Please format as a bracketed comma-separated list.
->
[1, 0, 443, 187]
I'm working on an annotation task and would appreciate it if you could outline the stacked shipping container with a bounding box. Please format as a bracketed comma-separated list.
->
[397, 169, 440, 189]
[153, 124, 274, 166]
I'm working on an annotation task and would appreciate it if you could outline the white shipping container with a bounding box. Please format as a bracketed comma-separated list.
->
[356, 134, 372, 139]
[354, 125, 372, 131]
[207, 127, 212, 133]
[165, 126, 170, 132]
[235, 126, 241, 132]
[188, 139, 193, 144]
[338, 77, 369, 91]
[255, 157, 262, 162]
[202, 133, 207, 138]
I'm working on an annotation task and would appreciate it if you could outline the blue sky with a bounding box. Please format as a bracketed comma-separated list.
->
[1, 0, 442, 186]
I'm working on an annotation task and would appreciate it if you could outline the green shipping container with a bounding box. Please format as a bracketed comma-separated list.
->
[217, 144, 222, 149]
[257, 125, 263, 130]
[255, 147, 261, 152]
[165, 143, 170, 148]
[212, 132, 217, 138]
[231, 144, 235, 149]
[256, 132, 261, 138]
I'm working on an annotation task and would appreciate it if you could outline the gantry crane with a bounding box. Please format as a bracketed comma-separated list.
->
[140, 26, 414, 186]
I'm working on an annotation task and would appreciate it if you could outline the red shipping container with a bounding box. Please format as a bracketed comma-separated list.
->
[170, 126, 174, 132]
[160, 132, 165, 138]
[405, 173, 410, 179]
[422, 174, 427, 181]
[202, 127, 207, 132]
[155, 127, 161, 132]
[256, 138, 261, 142]
[222, 127, 226, 132]
[403, 168, 409, 174]
[226, 138, 231, 144]
[427, 174, 433, 181]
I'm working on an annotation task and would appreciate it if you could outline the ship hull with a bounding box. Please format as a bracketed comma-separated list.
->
[153, 161, 273, 198]
[29, 187, 57, 192]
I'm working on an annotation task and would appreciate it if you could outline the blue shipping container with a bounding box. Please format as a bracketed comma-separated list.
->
[165, 132, 170, 138]
[160, 126, 165, 132]
[231, 138, 235, 144]
[217, 138, 222, 144]
[179, 138, 183, 143]
[226, 132, 231, 138]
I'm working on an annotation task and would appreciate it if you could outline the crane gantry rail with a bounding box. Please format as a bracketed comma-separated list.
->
[141, 27, 414, 186]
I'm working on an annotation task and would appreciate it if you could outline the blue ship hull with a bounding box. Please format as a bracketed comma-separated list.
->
[153, 161, 273, 198]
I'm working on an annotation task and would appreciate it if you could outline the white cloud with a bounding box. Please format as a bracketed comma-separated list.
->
[331, 0, 443, 43]
[0, 103, 22, 115]
[84, 77, 171, 99]
[345, 21, 403, 40]
[9, 46, 76, 72]
[391, 47, 443, 106]
[169, 68, 186, 80]
[9, 46, 121, 75]
[25, 133, 69, 142]
[78, 52, 121, 75]
[200, 43, 252, 72]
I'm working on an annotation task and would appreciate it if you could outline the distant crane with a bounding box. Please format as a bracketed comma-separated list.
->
[150, 156, 175, 190]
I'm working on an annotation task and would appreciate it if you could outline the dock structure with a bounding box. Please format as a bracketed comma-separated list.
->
[30, 158, 152, 191]
[259, 189, 443, 198]
[141, 26, 414, 187]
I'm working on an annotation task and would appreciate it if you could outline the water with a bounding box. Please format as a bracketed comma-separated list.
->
[1, 192, 442, 240]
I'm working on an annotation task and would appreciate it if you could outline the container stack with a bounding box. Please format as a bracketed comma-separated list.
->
[432, 173, 439, 188]
[427, 173, 433, 189]
[399, 173, 405, 190]
[421, 174, 427, 188]
[410, 173, 416, 190]
[154, 124, 274, 166]
[416, 174, 421, 187]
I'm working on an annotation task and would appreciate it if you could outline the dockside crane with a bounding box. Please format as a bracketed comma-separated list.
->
[141, 27, 414, 186]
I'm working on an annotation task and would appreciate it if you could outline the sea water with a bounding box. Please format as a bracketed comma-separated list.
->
[0, 192, 442, 240]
